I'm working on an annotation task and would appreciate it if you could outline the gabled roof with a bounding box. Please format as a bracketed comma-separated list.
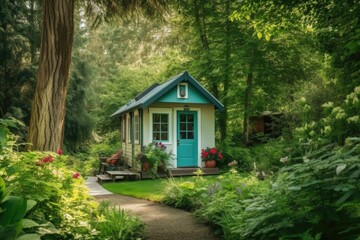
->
[110, 71, 224, 117]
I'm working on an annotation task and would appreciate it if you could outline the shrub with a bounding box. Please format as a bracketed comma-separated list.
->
[226, 138, 360, 239]
[94, 201, 145, 240]
[162, 177, 208, 211]
[0, 119, 144, 239]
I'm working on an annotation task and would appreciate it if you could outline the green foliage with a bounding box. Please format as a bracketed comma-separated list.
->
[162, 177, 209, 211]
[226, 147, 252, 171]
[136, 142, 173, 178]
[94, 201, 145, 240]
[0, 1, 40, 127]
[225, 139, 360, 239]
[0, 119, 144, 239]
[0, 176, 44, 240]
[296, 86, 360, 145]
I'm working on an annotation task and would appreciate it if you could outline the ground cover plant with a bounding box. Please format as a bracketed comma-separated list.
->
[162, 139, 360, 240]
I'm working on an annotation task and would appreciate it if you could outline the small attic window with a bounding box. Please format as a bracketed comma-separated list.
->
[177, 82, 188, 98]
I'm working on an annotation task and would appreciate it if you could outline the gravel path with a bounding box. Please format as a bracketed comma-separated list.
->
[95, 194, 220, 240]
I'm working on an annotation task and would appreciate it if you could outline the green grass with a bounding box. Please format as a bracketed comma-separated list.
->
[102, 175, 218, 202]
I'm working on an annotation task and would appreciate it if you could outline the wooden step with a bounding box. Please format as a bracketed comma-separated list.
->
[96, 174, 111, 184]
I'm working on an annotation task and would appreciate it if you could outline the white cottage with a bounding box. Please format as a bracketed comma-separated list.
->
[111, 71, 224, 169]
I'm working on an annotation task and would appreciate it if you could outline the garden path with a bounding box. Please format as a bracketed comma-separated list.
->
[86, 177, 219, 240]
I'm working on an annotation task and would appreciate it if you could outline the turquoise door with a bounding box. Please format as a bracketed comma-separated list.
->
[177, 111, 198, 167]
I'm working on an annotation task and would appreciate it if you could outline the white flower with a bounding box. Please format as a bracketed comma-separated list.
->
[280, 156, 289, 164]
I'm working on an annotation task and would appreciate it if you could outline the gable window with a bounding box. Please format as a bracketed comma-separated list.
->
[152, 114, 169, 141]
[177, 82, 188, 98]
[134, 114, 140, 144]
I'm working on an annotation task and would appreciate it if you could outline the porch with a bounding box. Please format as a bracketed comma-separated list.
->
[96, 167, 219, 183]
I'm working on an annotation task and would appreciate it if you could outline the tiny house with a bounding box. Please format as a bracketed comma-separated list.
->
[111, 71, 224, 168]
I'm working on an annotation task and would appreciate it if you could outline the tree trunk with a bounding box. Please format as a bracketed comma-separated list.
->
[28, 0, 74, 151]
[243, 47, 256, 146]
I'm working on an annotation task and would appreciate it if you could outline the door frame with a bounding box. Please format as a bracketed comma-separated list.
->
[173, 107, 202, 168]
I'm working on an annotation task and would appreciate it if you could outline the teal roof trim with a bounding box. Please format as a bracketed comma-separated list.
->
[110, 71, 224, 117]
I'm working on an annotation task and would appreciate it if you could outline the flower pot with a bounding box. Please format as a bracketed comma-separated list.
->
[205, 160, 216, 168]
[143, 161, 150, 171]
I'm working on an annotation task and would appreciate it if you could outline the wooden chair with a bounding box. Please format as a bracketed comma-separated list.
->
[98, 150, 123, 174]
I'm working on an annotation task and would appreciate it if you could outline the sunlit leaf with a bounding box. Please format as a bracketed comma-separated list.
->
[336, 164, 347, 175]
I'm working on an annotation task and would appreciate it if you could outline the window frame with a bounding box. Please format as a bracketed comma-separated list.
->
[177, 82, 188, 99]
[149, 108, 172, 143]
[134, 112, 140, 144]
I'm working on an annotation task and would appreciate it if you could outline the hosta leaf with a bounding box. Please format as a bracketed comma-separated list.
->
[336, 164, 347, 175]
[26, 200, 36, 213]
[0, 196, 27, 226]
[21, 219, 39, 229]
[336, 191, 353, 204]
[16, 233, 41, 240]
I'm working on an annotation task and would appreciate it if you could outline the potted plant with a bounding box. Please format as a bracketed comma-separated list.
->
[201, 147, 223, 168]
[136, 142, 173, 178]
[136, 151, 149, 171]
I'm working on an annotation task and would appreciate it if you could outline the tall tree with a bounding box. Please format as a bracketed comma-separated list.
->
[28, 0, 167, 151]
[28, 0, 74, 151]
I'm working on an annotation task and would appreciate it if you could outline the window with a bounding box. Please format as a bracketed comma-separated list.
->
[177, 82, 188, 98]
[152, 113, 169, 141]
[134, 114, 140, 143]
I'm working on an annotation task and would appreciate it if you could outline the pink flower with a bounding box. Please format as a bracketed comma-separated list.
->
[57, 149, 63, 155]
[73, 172, 80, 179]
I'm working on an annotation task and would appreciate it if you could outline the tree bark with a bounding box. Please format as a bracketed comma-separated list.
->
[28, 0, 74, 151]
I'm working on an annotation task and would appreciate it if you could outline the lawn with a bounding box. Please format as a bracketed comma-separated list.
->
[102, 175, 218, 202]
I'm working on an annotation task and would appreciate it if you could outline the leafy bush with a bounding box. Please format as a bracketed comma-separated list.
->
[94, 201, 145, 240]
[0, 119, 144, 239]
[162, 176, 208, 211]
[296, 86, 360, 145]
[226, 138, 360, 239]
[226, 146, 253, 171]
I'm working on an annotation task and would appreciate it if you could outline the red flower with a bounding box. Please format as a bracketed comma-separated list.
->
[218, 153, 223, 159]
[42, 155, 53, 163]
[73, 172, 80, 179]
[210, 148, 217, 155]
[57, 149, 63, 155]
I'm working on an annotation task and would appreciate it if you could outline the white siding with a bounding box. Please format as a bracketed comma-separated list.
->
[142, 103, 216, 168]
